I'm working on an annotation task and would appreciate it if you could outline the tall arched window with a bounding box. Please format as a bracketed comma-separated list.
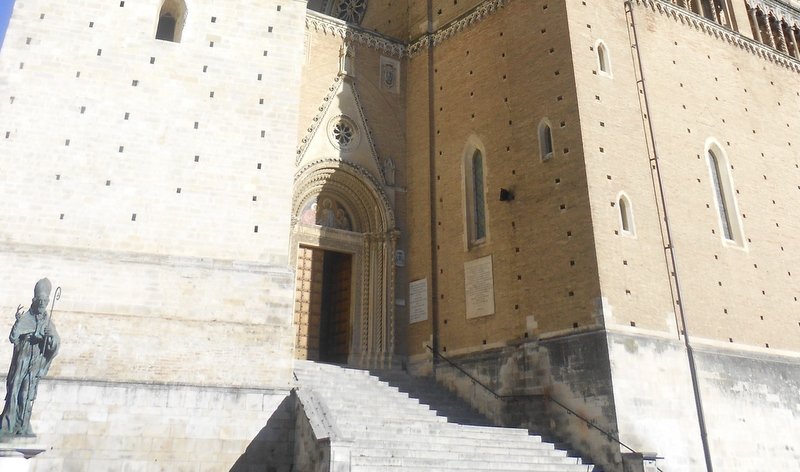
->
[156, 0, 187, 43]
[596, 41, 612, 77]
[538, 119, 554, 161]
[464, 141, 488, 246]
[470, 150, 487, 242]
[706, 141, 743, 246]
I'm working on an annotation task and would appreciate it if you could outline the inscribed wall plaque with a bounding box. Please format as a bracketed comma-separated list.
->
[464, 255, 495, 319]
[409, 278, 428, 324]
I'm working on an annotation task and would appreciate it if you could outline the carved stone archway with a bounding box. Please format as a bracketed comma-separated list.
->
[292, 159, 397, 368]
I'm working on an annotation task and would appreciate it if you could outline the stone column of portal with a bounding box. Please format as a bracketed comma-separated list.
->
[372, 232, 385, 354]
[385, 229, 400, 356]
[360, 234, 372, 355]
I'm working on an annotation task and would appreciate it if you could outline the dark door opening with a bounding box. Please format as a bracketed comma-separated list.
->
[294, 247, 352, 364]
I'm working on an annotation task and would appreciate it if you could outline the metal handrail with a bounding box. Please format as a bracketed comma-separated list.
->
[426, 345, 663, 471]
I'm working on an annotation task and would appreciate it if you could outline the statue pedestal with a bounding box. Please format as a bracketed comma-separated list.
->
[0, 438, 48, 472]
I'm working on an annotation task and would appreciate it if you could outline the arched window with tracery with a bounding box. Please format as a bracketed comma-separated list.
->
[156, 0, 187, 43]
[464, 141, 488, 246]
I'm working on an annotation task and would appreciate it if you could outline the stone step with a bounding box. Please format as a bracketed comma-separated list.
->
[336, 430, 554, 449]
[350, 466, 595, 472]
[349, 436, 558, 452]
[351, 444, 569, 460]
[340, 423, 532, 439]
[294, 361, 599, 472]
[350, 455, 588, 471]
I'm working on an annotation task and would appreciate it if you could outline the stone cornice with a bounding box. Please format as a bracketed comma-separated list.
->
[407, 0, 510, 56]
[306, 0, 510, 57]
[305, 10, 405, 57]
[635, 0, 800, 73]
[306, 0, 799, 70]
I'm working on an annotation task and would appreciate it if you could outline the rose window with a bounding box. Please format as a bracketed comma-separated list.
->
[328, 116, 358, 151]
[333, 0, 367, 25]
[333, 121, 354, 147]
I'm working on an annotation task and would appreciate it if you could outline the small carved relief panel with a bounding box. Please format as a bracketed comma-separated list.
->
[380, 56, 400, 94]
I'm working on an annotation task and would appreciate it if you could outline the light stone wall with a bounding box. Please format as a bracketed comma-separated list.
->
[608, 331, 800, 472]
[19, 379, 294, 472]
[0, 0, 307, 387]
[568, 0, 800, 469]
[566, 0, 678, 335]
[0, 0, 304, 262]
[569, 0, 800, 348]
[628, 2, 800, 350]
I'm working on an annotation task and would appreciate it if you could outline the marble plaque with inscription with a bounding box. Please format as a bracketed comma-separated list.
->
[409, 278, 428, 324]
[464, 256, 495, 319]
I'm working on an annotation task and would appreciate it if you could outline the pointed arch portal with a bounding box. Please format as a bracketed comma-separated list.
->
[291, 160, 397, 368]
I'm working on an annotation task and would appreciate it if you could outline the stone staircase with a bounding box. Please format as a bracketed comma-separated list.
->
[293, 361, 600, 472]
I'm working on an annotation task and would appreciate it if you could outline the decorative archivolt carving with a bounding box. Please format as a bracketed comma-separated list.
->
[293, 159, 396, 232]
[635, 0, 800, 73]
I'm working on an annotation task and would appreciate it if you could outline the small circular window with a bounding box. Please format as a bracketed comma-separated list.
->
[328, 116, 359, 151]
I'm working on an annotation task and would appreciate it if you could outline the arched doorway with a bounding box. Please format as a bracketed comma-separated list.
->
[291, 160, 397, 367]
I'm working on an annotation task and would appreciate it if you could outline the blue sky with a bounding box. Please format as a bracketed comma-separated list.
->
[0, 0, 16, 49]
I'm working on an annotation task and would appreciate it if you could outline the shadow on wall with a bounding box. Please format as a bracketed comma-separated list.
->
[229, 394, 296, 472]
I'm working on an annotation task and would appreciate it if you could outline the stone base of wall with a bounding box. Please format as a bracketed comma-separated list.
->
[10, 378, 294, 472]
[409, 331, 622, 471]
[608, 331, 800, 472]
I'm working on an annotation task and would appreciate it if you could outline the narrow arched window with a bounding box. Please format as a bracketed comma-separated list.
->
[597, 41, 611, 76]
[471, 150, 487, 241]
[706, 142, 743, 246]
[538, 119, 554, 161]
[155, 0, 187, 43]
[707, 151, 733, 240]
[156, 14, 177, 41]
[618, 193, 635, 235]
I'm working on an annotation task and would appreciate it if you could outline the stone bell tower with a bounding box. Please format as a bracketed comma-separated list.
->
[0, 0, 308, 469]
